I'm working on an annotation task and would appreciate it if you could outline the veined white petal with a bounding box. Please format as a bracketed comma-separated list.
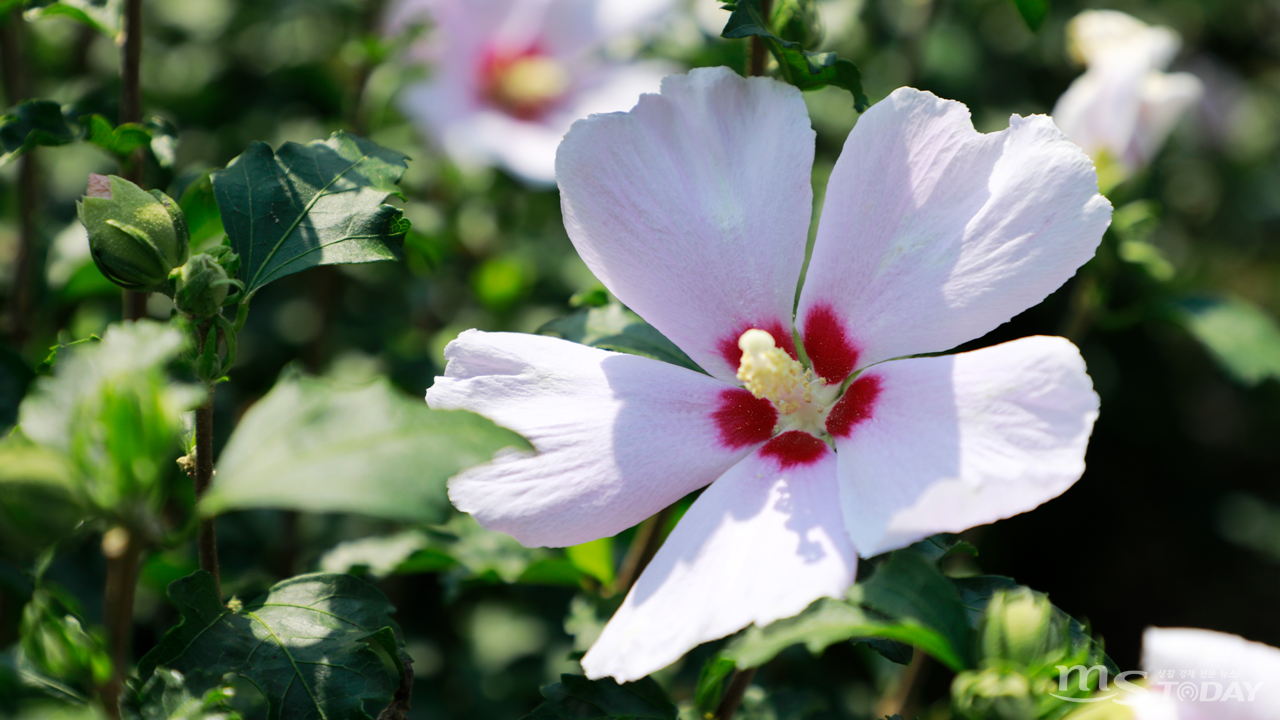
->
[798, 88, 1111, 373]
[1138, 628, 1280, 719]
[582, 441, 855, 681]
[557, 67, 814, 382]
[427, 330, 763, 548]
[832, 336, 1098, 556]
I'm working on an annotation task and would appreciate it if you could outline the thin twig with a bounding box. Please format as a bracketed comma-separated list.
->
[716, 667, 758, 720]
[100, 526, 143, 719]
[191, 320, 222, 599]
[748, 0, 774, 77]
[120, 0, 146, 320]
[1, 9, 39, 349]
[612, 505, 674, 595]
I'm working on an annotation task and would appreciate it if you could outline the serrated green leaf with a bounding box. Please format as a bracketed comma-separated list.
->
[23, 0, 123, 40]
[138, 571, 403, 720]
[1009, 0, 1049, 31]
[723, 596, 965, 671]
[84, 115, 152, 158]
[721, 0, 868, 111]
[853, 550, 973, 669]
[122, 667, 242, 720]
[211, 131, 409, 298]
[0, 100, 79, 164]
[527, 674, 678, 720]
[201, 371, 528, 523]
[539, 303, 702, 373]
[1170, 295, 1280, 386]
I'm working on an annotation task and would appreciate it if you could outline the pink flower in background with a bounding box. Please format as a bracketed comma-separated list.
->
[1053, 10, 1203, 176]
[1128, 628, 1280, 718]
[428, 67, 1111, 681]
[387, 0, 676, 185]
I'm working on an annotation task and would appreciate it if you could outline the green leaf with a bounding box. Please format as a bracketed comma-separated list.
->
[83, 115, 153, 158]
[137, 571, 403, 720]
[902, 533, 978, 566]
[201, 371, 527, 523]
[721, 0, 869, 111]
[853, 550, 974, 668]
[19, 585, 112, 699]
[145, 116, 179, 169]
[0, 100, 79, 164]
[23, 0, 123, 40]
[211, 131, 410, 298]
[0, 440, 87, 559]
[525, 675, 678, 720]
[565, 537, 615, 587]
[693, 655, 737, 717]
[1008, 0, 1049, 31]
[1169, 295, 1280, 386]
[539, 303, 702, 373]
[122, 667, 243, 720]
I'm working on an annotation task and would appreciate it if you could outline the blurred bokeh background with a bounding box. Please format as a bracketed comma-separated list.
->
[2, 0, 1280, 717]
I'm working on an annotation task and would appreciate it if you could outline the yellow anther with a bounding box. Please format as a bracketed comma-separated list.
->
[737, 329, 810, 415]
[494, 56, 570, 112]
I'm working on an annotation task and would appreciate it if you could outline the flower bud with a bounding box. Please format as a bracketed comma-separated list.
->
[952, 667, 1036, 720]
[77, 174, 190, 293]
[174, 253, 230, 318]
[981, 587, 1068, 669]
[771, 0, 824, 48]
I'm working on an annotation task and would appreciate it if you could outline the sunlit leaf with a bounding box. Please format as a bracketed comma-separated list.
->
[24, 0, 124, 39]
[211, 131, 409, 298]
[201, 371, 527, 523]
[721, 0, 869, 111]
[1170, 295, 1280, 386]
[0, 100, 78, 164]
[122, 667, 243, 720]
[138, 571, 403, 720]
[539, 303, 701, 373]
[83, 115, 152, 159]
[524, 675, 678, 720]
[565, 537, 615, 587]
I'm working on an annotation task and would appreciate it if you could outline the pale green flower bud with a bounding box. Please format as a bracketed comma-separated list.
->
[77, 174, 190, 293]
[952, 667, 1037, 720]
[174, 253, 230, 318]
[981, 587, 1068, 669]
[771, 0, 824, 47]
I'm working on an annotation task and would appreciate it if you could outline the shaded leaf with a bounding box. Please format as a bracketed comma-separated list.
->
[721, 0, 868, 111]
[137, 571, 403, 720]
[1169, 295, 1280, 386]
[902, 533, 978, 566]
[854, 551, 973, 668]
[1009, 0, 1049, 31]
[202, 371, 527, 523]
[24, 0, 123, 39]
[83, 115, 152, 158]
[19, 585, 112, 700]
[539, 303, 701, 373]
[122, 667, 242, 720]
[525, 675, 677, 720]
[0, 346, 34, 434]
[693, 655, 737, 717]
[0, 440, 87, 559]
[0, 100, 78, 164]
[211, 131, 409, 298]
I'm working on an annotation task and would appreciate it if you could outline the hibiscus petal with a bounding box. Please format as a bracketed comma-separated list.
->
[557, 67, 815, 382]
[582, 438, 856, 682]
[427, 330, 766, 547]
[831, 336, 1098, 556]
[797, 88, 1111, 376]
[1140, 628, 1280, 717]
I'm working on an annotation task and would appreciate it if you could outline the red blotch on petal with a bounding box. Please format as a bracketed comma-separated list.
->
[760, 430, 829, 469]
[802, 303, 859, 384]
[825, 374, 882, 439]
[712, 387, 777, 449]
[716, 320, 798, 372]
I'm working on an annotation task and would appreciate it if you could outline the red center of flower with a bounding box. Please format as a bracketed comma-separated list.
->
[802, 303, 860, 385]
[825, 374, 882, 438]
[712, 388, 777, 449]
[759, 430, 829, 469]
[479, 45, 569, 121]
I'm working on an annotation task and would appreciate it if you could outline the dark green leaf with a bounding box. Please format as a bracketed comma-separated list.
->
[176, 171, 226, 249]
[211, 131, 410, 297]
[201, 371, 528, 523]
[860, 637, 913, 665]
[0, 100, 79, 164]
[526, 674, 677, 720]
[539, 303, 702, 373]
[902, 533, 978, 566]
[138, 571, 403, 720]
[721, 0, 868, 111]
[122, 667, 243, 720]
[23, 0, 123, 39]
[723, 596, 965, 671]
[1008, 0, 1049, 31]
[0, 440, 87, 559]
[853, 550, 974, 668]
[0, 346, 33, 434]
[1169, 295, 1280, 386]
[84, 114, 152, 158]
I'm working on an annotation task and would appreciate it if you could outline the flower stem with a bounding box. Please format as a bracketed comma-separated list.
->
[100, 526, 143, 719]
[748, 0, 774, 77]
[120, 0, 146, 320]
[613, 505, 673, 595]
[1, 8, 39, 349]
[715, 666, 758, 720]
[194, 383, 222, 602]
[874, 651, 929, 719]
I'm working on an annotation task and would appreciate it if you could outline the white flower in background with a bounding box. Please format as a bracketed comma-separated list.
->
[1052, 10, 1203, 177]
[386, 0, 676, 185]
[428, 67, 1111, 681]
[1128, 627, 1280, 718]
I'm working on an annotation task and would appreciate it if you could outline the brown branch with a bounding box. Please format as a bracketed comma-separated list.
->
[100, 527, 143, 719]
[748, 0, 774, 77]
[120, 0, 146, 319]
[612, 505, 674, 595]
[715, 667, 758, 720]
[2, 9, 39, 349]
